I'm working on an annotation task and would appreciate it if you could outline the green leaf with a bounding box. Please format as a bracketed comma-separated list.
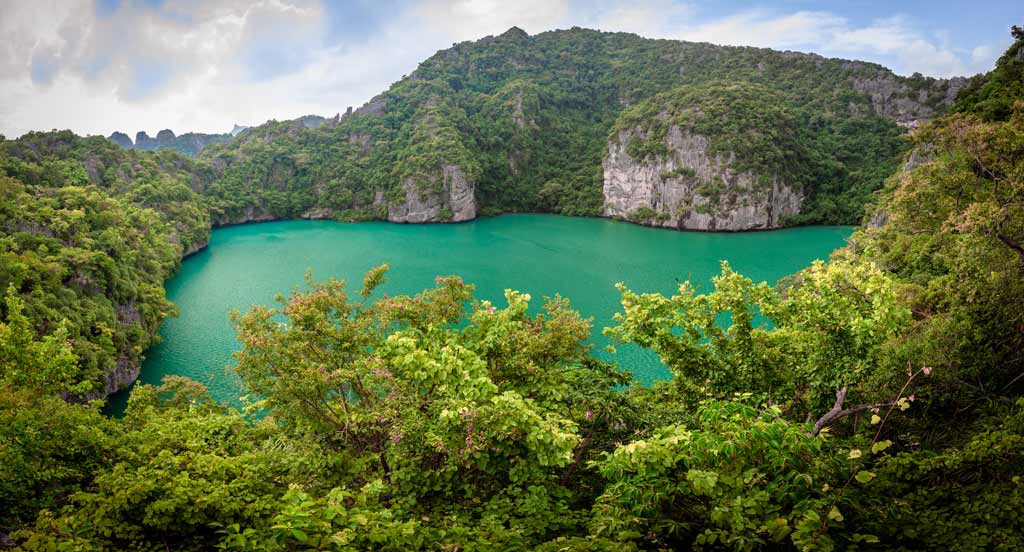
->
[827, 506, 844, 522]
[855, 471, 876, 484]
[853, 533, 881, 543]
[871, 440, 892, 454]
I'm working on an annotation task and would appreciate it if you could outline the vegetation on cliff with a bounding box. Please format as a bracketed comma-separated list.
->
[0, 132, 211, 395]
[201, 26, 951, 223]
[611, 80, 905, 224]
[0, 26, 1022, 551]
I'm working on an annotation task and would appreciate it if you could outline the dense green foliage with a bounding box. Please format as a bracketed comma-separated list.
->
[0, 132, 211, 395]
[2, 26, 1023, 551]
[953, 25, 1024, 121]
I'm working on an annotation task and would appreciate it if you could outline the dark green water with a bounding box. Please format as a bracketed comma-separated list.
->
[108, 215, 851, 410]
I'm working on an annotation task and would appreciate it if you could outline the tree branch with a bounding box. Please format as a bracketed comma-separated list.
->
[810, 386, 896, 436]
[998, 233, 1024, 262]
[811, 386, 848, 436]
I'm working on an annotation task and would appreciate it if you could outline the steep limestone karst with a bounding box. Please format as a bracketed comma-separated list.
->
[387, 165, 477, 223]
[604, 127, 802, 230]
[848, 67, 968, 128]
[603, 82, 813, 230]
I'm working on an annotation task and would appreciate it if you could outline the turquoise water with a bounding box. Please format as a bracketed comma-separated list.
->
[108, 215, 851, 410]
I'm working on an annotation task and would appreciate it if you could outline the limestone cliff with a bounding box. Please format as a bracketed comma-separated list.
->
[210, 205, 281, 227]
[388, 165, 477, 223]
[846, 66, 967, 127]
[603, 127, 802, 231]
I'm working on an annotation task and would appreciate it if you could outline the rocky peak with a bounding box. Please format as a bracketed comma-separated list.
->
[108, 131, 133, 148]
[499, 26, 529, 40]
[111, 127, 233, 156]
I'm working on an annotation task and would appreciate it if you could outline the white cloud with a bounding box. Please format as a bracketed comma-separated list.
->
[412, 0, 570, 41]
[581, 0, 695, 38]
[672, 11, 1003, 78]
[681, 10, 846, 50]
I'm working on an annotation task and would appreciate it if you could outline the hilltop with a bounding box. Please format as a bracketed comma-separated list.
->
[200, 26, 963, 229]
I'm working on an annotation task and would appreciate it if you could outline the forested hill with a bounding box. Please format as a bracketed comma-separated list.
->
[199, 26, 964, 228]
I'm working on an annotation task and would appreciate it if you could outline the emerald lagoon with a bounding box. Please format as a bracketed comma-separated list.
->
[110, 215, 852, 409]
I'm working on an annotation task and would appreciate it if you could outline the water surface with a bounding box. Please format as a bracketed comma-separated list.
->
[111, 215, 851, 409]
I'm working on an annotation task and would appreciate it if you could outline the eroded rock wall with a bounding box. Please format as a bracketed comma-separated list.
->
[602, 127, 802, 231]
[388, 165, 477, 223]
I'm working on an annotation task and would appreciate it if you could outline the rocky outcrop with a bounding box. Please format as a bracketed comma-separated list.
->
[867, 145, 935, 228]
[211, 205, 278, 227]
[603, 127, 802, 231]
[183, 236, 209, 257]
[108, 131, 133, 149]
[849, 70, 967, 127]
[296, 115, 328, 128]
[300, 208, 333, 220]
[388, 165, 477, 223]
[134, 131, 156, 148]
[355, 95, 388, 117]
[70, 355, 140, 403]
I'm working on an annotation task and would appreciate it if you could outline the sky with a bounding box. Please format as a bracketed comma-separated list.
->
[1, 0, 1020, 138]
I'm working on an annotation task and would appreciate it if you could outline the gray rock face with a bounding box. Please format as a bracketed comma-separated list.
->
[135, 131, 154, 148]
[867, 209, 890, 228]
[355, 94, 388, 116]
[212, 205, 278, 227]
[108, 131, 133, 148]
[71, 355, 140, 403]
[850, 71, 967, 126]
[183, 236, 209, 257]
[602, 127, 802, 231]
[388, 165, 477, 223]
